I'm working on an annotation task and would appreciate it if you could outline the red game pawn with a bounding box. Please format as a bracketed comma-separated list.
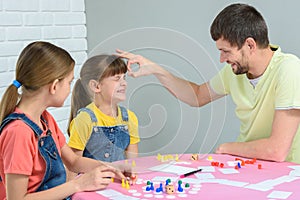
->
[258, 164, 262, 169]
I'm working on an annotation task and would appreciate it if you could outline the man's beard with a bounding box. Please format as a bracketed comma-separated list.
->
[233, 64, 248, 75]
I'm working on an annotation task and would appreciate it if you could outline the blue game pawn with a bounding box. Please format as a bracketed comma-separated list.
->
[177, 181, 183, 192]
[157, 183, 163, 192]
[146, 186, 151, 191]
[150, 182, 154, 191]
[237, 162, 241, 168]
[155, 183, 162, 193]
[165, 180, 169, 186]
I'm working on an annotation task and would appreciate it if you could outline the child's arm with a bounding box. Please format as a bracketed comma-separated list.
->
[6, 165, 116, 200]
[125, 143, 138, 159]
[61, 144, 132, 179]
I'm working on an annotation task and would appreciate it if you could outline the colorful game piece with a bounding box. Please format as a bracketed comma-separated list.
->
[208, 156, 213, 161]
[146, 182, 154, 191]
[258, 164, 262, 169]
[191, 154, 198, 161]
[125, 180, 130, 189]
[156, 183, 163, 192]
[121, 179, 125, 188]
[157, 153, 162, 161]
[165, 180, 169, 186]
[150, 182, 154, 190]
[177, 181, 183, 192]
[165, 184, 175, 194]
[220, 163, 224, 168]
[163, 155, 168, 161]
[185, 183, 190, 188]
[175, 154, 179, 161]
[130, 175, 137, 185]
[131, 160, 136, 167]
[237, 162, 241, 168]
[147, 180, 151, 185]
[111, 177, 114, 183]
[235, 158, 245, 166]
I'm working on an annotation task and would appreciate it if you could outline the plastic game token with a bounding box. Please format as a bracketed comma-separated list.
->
[144, 194, 153, 198]
[154, 194, 164, 198]
[193, 184, 202, 188]
[178, 193, 188, 197]
[132, 193, 142, 196]
[166, 195, 176, 199]
[188, 190, 199, 194]
[192, 187, 201, 191]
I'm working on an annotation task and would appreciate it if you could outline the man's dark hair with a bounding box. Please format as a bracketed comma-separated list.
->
[210, 3, 269, 49]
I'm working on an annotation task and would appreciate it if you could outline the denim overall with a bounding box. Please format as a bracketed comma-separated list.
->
[81, 106, 130, 162]
[0, 113, 69, 199]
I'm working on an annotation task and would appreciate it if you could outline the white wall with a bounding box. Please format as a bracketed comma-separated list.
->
[0, 0, 87, 139]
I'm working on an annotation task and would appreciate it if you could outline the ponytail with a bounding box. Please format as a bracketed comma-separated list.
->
[0, 85, 20, 124]
[67, 79, 91, 136]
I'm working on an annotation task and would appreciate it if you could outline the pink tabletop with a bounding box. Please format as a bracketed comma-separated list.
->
[71, 154, 300, 200]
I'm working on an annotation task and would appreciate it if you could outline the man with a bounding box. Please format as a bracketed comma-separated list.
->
[117, 3, 300, 163]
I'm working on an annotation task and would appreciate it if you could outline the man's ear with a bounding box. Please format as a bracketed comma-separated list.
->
[89, 79, 101, 92]
[245, 37, 256, 52]
[49, 79, 59, 95]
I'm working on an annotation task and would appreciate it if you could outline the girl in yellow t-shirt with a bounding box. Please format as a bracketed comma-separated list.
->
[68, 55, 140, 162]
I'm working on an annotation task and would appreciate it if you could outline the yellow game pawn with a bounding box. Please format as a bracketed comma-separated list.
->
[157, 153, 162, 161]
[132, 160, 136, 167]
[175, 154, 179, 161]
[125, 180, 130, 189]
[163, 155, 168, 162]
[121, 179, 125, 188]
[111, 177, 114, 183]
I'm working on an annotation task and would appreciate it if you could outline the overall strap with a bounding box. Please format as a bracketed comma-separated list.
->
[119, 106, 128, 122]
[77, 108, 97, 123]
[0, 113, 43, 137]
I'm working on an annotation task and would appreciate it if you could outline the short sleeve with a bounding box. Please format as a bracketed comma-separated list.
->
[128, 110, 140, 144]
[0, 122, 37, 175]
[209, 64, 231, 95]
[275, 58, 300, 109]
[68, 112, 92, 150]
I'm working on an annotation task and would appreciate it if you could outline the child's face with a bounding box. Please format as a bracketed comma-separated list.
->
[52, 69, 74, 107]
[100, 73, 127, 104]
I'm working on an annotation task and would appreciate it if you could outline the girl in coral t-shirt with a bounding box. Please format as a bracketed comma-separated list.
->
[0, 41, 131, 200]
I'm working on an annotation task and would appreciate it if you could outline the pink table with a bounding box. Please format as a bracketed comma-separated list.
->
[72, 154, 300, 200]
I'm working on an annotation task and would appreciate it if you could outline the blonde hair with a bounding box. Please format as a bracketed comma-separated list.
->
[0, 41, 75, 123]
[68, 54, 127, 135]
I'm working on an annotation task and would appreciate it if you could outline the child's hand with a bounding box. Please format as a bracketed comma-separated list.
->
[109, 162, 133, 181]
[72, 165, 118, 192]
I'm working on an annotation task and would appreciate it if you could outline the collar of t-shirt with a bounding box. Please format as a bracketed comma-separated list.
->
[249, 76, 261, 88]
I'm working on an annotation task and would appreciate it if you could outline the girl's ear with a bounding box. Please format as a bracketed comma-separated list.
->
[49, 79, 59, 95]
[89, 79, 101, 92]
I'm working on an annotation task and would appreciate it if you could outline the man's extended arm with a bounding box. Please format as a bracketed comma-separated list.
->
[216, 109, 300, 162]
